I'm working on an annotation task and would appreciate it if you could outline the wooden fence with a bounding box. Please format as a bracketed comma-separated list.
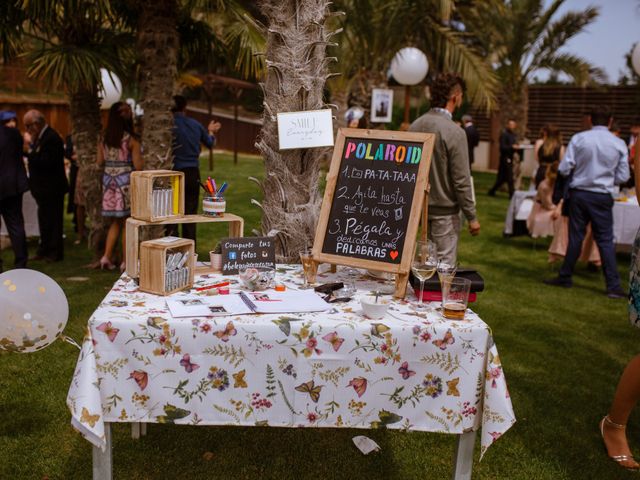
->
[469, 85, 640, 169]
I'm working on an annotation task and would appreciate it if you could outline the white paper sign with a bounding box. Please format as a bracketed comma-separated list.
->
[277, 109, 334, 150]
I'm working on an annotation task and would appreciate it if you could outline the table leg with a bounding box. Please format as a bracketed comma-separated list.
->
[131, 422, 148, 439]
[451, 429, 476, 480]
[92, 422, 112, 480]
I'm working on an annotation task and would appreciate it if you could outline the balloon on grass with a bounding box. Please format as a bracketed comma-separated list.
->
[0, 269, 68, 353]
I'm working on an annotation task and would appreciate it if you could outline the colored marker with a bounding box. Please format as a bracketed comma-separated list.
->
[195, 280, 230, 292]
[217, 182, 228, 195]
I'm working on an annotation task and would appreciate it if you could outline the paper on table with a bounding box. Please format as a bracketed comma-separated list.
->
[239, 290, 330, 314]
[167, 290, 330, 318]
[166, 295, 253, 318]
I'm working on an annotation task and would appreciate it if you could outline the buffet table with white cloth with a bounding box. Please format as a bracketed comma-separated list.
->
[0, 191, 39, 238]
[613, 196, 640, 246]
[503, 191, 640, 246]
[67, 265, 515, 480]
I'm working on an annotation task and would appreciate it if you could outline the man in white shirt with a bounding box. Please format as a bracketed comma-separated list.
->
[544, 105, 629, 298]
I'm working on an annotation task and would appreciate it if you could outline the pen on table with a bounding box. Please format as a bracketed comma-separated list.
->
[199, 182, 210, 193]
[195, 281, 230, 292]
[212, 178, 217, 195]
[217, 182, 228, 195]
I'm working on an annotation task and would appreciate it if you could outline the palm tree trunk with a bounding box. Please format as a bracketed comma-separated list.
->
[68, 85, 106, 259]
[256, 0, 336, 261]
[136, 0, 179, 170]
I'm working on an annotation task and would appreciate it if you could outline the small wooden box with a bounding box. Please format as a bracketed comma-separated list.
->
[131, 170, 185, 222]
[139, 237, 195, 296]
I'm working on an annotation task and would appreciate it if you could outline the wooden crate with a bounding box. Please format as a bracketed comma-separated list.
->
[131, 170, 185, 222]
[125, 213, 245, 278]
[139, 237, 195, 296]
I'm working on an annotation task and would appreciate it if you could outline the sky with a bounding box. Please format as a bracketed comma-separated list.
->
[542, 0, 639, 83]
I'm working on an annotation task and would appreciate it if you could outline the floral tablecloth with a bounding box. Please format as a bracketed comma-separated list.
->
[67, 265, 515, 459]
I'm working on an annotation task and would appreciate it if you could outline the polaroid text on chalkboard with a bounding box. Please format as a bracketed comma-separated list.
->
[321, 137, 423, 265]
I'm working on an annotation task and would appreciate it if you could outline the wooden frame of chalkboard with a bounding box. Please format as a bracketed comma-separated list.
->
[310, 128, 434, 298]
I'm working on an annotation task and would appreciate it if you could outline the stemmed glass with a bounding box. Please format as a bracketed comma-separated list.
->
[299, 249, 314, 289]
[437, 261, 458, 289]
[411, 240, 438, 309]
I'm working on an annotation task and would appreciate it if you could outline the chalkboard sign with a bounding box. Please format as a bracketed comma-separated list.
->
[312, 128, 434, 297]
[221, 237, 276, 275]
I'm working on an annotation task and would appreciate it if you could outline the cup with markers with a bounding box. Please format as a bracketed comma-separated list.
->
[201, 177, 227, 217]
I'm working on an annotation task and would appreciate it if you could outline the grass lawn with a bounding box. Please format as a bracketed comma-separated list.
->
[0, 151, 638, 479]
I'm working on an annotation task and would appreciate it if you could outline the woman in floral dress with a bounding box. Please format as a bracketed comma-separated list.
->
[97, 102, 143, 270]
[601, 142, 640, 470]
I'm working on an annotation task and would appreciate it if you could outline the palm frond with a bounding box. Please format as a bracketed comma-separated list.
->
[526, 7, 599, 77]
[537, 52, 599, 86]
[0, 1, 26, 61]
[24, 42, 122, 91]
[223, 9, 266, 79]
[177, 14, 226, 71]
[428, 24, 498, 110]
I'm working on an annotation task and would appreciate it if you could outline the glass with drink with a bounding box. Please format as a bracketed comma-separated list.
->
[437, 261, 458, 289]
[441, 277, 471, 320]
[299, 249, 314, 289]
[411, 240, 438, 309]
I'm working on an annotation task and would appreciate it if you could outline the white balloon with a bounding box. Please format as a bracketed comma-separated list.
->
[632, 43, 640, 76]
[344, 106, 364, 122]
[391, 47, 429, 86]
[0, 269, 68, 353]
[99, 69, 122, 110]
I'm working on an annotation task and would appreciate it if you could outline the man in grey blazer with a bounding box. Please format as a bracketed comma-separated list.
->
[409, 73, 480, 264]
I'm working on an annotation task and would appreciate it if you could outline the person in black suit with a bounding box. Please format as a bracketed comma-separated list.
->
[23, 110, 68, 262]
[488, 119, 519, 198]
[0, 111, 29, 272]
[462, 114, 480, 167]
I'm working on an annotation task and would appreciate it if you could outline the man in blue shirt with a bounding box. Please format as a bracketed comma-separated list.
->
[544, 105, 630, 298]
[171, 95, 221, 241]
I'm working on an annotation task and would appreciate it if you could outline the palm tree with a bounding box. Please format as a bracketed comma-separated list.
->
[459, 0, 603, 133]
[121, 0, 265, 169]
[18, 0, 132, 255]
[330, 0, 499, 122]
[0, 1, 24, 62]
[256, 0, 337, 260]
[133, 0, 180, 169]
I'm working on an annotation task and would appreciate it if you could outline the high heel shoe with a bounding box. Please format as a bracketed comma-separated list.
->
[99, 256, 116, 271]
[600, 415, 640, 470]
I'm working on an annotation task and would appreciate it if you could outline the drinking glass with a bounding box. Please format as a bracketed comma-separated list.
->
[441, 277, 471, 320]
[411, 240, 438, 309]
[299, 249, 314, 289]
[437, 261, 458, 289]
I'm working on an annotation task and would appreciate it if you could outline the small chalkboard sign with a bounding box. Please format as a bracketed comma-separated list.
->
[220, 237, 276, 275]
[311, 128, 434, 298]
